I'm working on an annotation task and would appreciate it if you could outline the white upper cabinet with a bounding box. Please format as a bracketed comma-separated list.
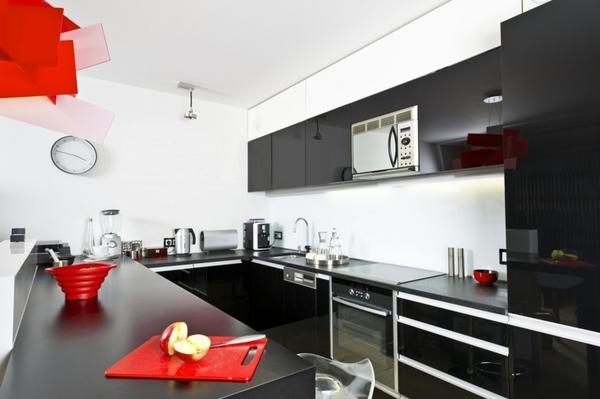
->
[248, 0, 521, 141]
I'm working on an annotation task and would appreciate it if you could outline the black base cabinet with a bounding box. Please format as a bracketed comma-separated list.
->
[397, 295, 510, 399]
[248, 261, 330, 357]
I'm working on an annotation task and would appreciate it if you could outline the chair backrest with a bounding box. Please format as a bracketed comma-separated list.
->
[298, 353, 375, 399]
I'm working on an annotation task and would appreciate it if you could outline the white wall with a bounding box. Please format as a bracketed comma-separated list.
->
[269, 172, 506, 279]
[0, 77, 269, 253]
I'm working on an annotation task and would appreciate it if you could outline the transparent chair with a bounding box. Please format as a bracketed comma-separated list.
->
[298, 353, 375, 399]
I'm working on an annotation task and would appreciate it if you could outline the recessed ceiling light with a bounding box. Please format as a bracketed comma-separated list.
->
[483, 95, 503, 104]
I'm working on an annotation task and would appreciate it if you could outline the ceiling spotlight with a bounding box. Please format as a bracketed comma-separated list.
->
[178, 82, 197, 120]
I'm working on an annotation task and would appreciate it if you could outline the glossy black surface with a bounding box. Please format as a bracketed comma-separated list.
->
[501, 0, 600, 127]
[0, 257, 314, 399]
[398, 298, 510, 398]
[248, 134, 271, 191]
[399, 275, 508, 315]
[510, 326, 600, 398]
[272, 122, 305, 189]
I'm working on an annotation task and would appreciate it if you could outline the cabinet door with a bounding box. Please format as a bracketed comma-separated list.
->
[351, 80, 418, 124]
[272, 122, 305, 189]
[249, 262, 285, 343]
[501, 0, 600, 126]
[196, 262, 251, 325]
[155, 266, 194, 293]
[305, 105, 352, 186]
[417, 48, 502, 173]
[248, 134, 271, 192]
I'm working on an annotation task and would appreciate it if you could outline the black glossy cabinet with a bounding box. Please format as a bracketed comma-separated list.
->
[351, 80, 418, 124]
[248, 134, 271, 192]
[249, 262, 330, 357]
[501, 0, 600, 127]
[272, 122, 305, 189]
[305, 105, 352, 186]
[194, 262, 251, 326]
[417, 48, 503, 173]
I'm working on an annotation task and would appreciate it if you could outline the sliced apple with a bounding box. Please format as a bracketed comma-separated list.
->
[173, 334, 211, 362]
[159, 322, 188, 356]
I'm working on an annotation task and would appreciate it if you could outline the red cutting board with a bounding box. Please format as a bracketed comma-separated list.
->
[105, 335, 267, 382]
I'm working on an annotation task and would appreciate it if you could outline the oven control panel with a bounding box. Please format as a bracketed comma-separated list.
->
[348, 288, 370, 300]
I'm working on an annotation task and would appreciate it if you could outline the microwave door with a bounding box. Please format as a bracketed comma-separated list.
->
[352, 125, 398, 174]
[388, 125, 398, 167]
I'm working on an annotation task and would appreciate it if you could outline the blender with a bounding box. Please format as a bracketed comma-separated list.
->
[100, 209, 122, 256]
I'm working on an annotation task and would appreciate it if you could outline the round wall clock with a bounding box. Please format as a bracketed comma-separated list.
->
[50, 136, 97, 174]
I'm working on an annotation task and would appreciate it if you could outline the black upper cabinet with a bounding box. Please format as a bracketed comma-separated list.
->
[351, 80, 419, 124]
[305, 105, 352, 186]
[272, 122, 305, 189]
[417, 48, 503, 172]
[248, 134, 271, 192]
[501, 0, 600, 127]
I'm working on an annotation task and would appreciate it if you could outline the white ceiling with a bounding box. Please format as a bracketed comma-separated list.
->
[51, 0, 450, 109]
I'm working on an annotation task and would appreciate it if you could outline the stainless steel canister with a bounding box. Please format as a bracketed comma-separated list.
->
[447, 247, 455, 277]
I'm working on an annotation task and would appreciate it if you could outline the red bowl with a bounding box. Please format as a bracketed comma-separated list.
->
[473, 269, 499, 285]
[45, 262, 117, 300]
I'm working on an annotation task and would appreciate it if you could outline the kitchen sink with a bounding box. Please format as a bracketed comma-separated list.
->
[264, 253, 305, 260]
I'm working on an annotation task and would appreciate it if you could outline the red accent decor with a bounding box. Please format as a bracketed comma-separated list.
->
[106, 335, 268, 382]
[454, 130, 529, 169]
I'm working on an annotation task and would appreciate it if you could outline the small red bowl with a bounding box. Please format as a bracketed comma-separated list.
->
[45, 262, 116, 300]
[473, 269, 499, 285]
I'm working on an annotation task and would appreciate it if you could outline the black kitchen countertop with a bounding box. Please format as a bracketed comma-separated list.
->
[140, 247, 508, 315]
[0, 256, 314, 399]
[398, 274, 508, 315]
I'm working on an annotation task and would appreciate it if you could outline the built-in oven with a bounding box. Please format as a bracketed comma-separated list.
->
[331, 278, 398, 398]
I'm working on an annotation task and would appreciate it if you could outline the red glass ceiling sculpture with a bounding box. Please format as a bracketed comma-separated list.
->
[0, 0, 114, 142]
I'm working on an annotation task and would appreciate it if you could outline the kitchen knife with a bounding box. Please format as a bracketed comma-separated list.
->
[210, 334, 266, 348]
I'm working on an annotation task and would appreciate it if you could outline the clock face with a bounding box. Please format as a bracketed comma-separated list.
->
[50, 136, 97, 174]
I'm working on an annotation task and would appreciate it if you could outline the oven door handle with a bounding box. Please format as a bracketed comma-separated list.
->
[332, 296, 390, 317]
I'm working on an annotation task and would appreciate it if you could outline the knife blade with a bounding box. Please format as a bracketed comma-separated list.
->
[210, 334, 266, 348]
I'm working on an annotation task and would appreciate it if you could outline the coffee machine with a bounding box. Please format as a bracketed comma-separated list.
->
[243, 219, 271, 251]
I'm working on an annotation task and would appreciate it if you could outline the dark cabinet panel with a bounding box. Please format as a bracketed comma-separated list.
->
[417, 48, 503, 173]
[351, 81, 419, 124]
[510, 325, 600, 398]
[272, 122, 305, 189]
[248, 134, 271, 192]
[305, 105, 352, 186]
[249, 262, 285, 343]
[501, 0, 600, 127]
[194, 262, 251, 326]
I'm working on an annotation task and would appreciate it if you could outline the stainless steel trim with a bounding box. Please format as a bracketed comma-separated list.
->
[332, 296, 390, 317]
[193, 260, 242, 268]
[283, 266, 316, 289]
[397, 291, 509, 324]
[398, 315, 509, 356]
[509, 313, 600, 347]
[398, 355, 507, 399]
[150, 264, 194, 273]
[251, 259, 284, 270]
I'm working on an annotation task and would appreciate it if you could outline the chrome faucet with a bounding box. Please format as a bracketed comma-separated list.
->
[293, 217, 310, 252]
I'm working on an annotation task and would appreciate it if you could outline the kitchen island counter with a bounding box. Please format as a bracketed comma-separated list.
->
[0, 256, 314, 399]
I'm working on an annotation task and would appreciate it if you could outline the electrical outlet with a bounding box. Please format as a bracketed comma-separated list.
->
[164, 237, 175, 248]
[274, 231, 283, 240]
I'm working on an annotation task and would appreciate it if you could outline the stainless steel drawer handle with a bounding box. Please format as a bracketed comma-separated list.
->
[332, 296, 390, 317]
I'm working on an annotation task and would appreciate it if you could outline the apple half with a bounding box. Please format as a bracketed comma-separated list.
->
[173, 334, 211, 362]
[159, 322, 188, 356]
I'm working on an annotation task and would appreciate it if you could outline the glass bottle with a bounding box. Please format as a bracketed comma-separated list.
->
[317, 231, 329, 256]
[329, 228, 342, 259]
[82, 218, 95, 256]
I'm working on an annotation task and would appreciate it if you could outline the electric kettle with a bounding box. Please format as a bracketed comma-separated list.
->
[174, 228, 196, 256]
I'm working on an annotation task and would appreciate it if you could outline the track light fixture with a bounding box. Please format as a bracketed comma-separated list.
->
[178, 82, 197, 120]
[314, 117, 322, 140]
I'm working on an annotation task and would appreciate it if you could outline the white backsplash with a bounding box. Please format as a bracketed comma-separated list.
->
[268, 173, 507, 280]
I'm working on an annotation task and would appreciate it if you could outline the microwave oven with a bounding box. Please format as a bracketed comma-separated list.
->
[351, 105, 419, 180]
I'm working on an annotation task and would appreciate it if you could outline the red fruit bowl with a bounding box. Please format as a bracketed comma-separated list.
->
[45, 262, 117, 300]
[473, 269, 499, 285]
